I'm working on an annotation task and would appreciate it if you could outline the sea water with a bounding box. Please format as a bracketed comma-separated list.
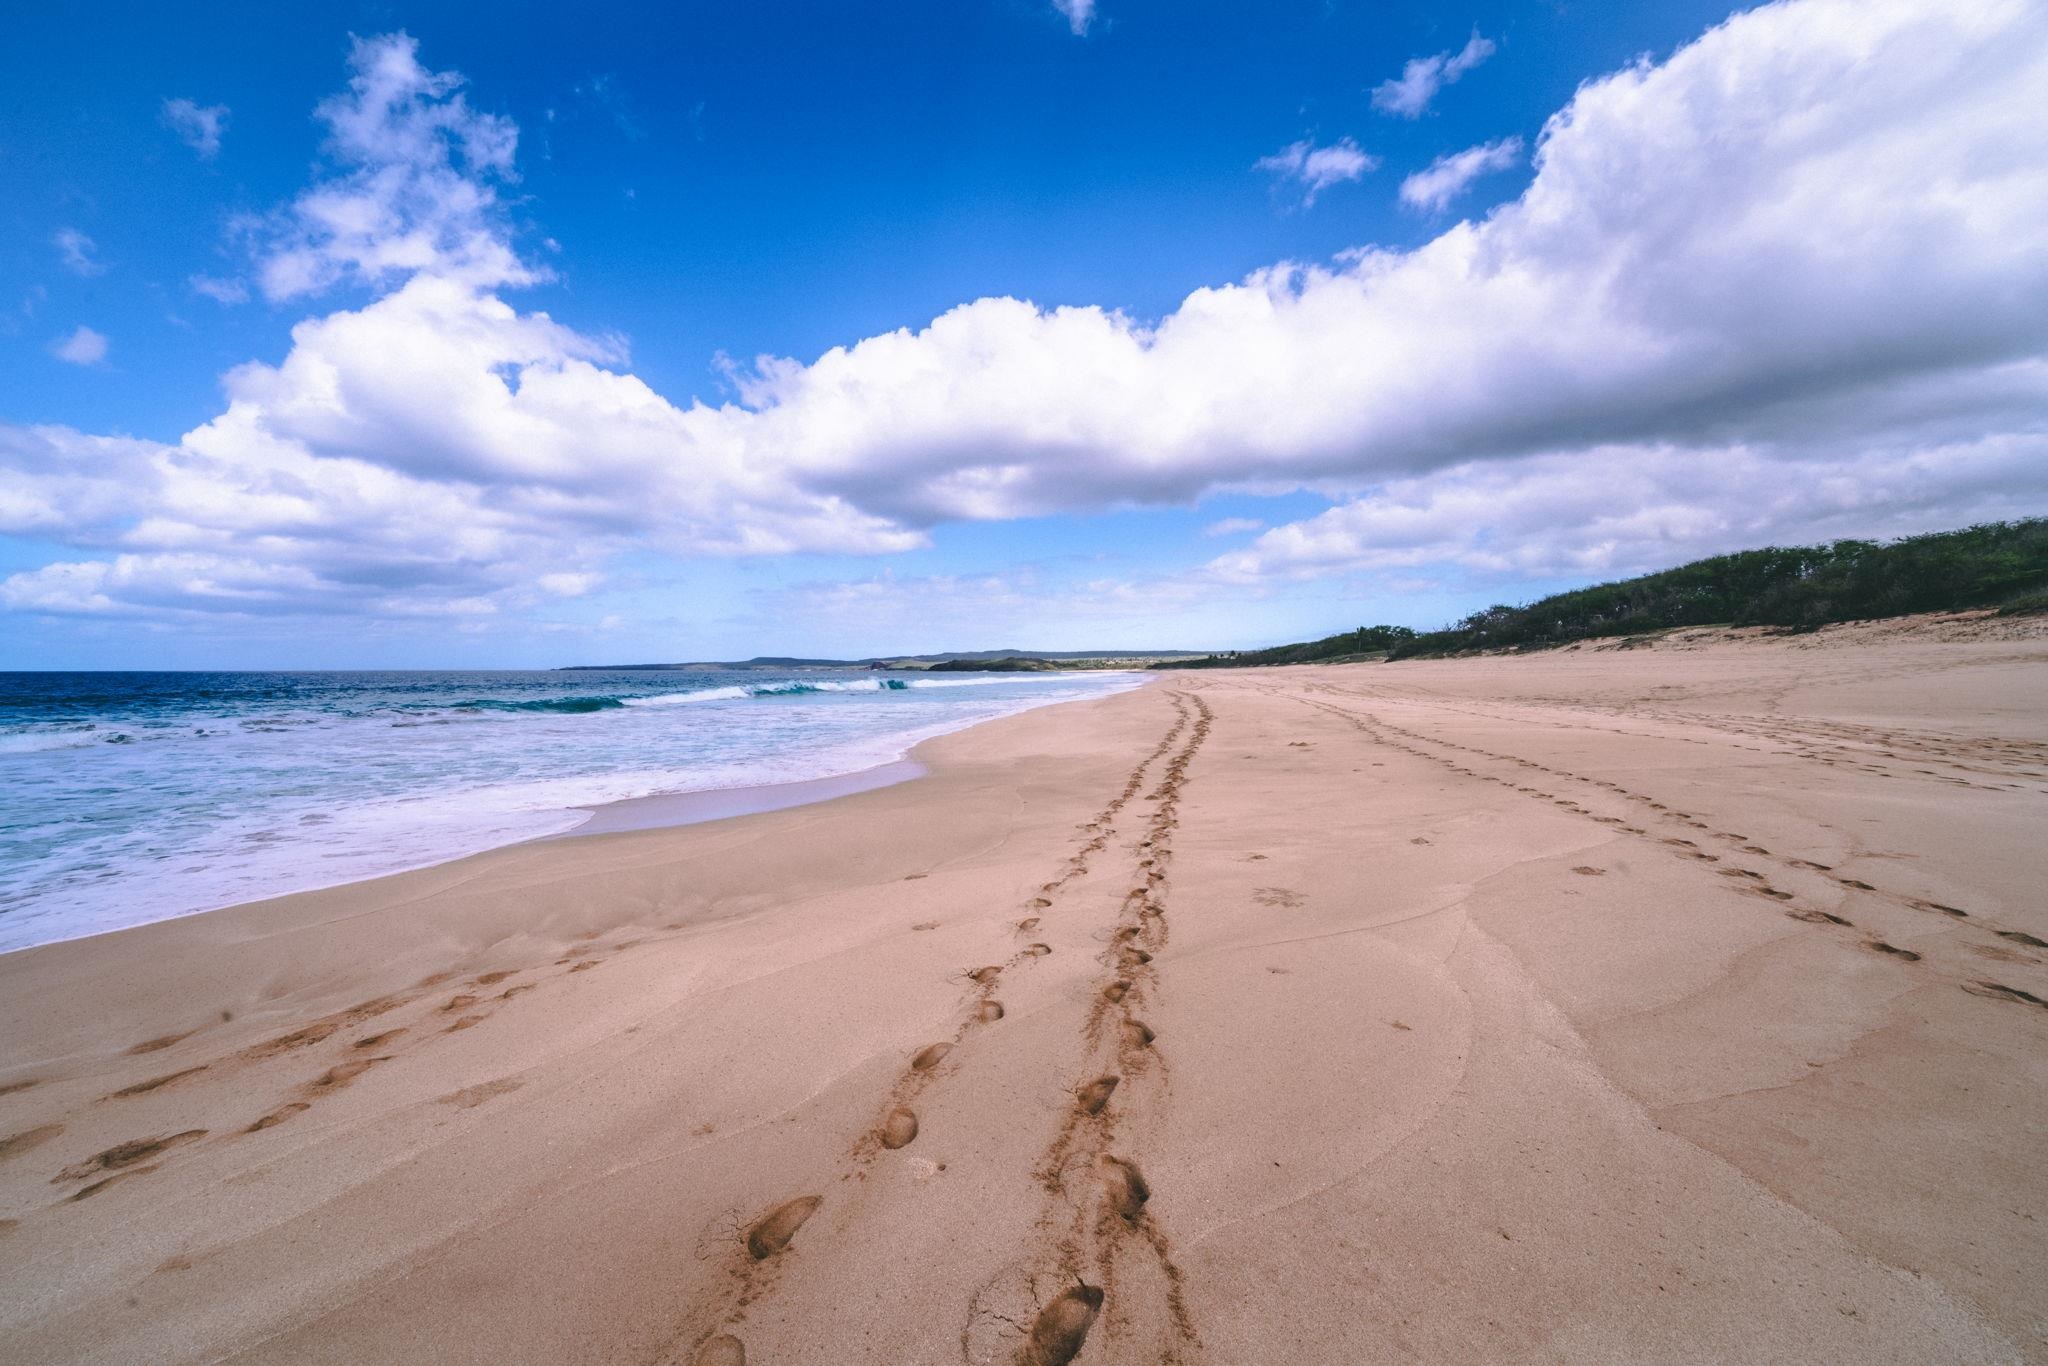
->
[0, 668, 1143, 953]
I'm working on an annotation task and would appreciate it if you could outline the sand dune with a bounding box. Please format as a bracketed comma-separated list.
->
[2, 625, 2045, 1363]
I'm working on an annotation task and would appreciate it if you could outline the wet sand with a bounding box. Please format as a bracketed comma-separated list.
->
[2, 617, 2045, 1363]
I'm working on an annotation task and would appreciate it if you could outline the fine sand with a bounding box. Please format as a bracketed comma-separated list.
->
[3, 618, 2046, 1363]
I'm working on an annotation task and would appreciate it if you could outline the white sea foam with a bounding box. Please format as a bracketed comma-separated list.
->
[0, 667, 1146, 953]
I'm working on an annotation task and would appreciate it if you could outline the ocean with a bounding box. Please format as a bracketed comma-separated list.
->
[0, 668, 1143, 954]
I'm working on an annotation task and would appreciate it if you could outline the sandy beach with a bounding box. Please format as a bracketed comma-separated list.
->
[3, 619, 2046, 1364]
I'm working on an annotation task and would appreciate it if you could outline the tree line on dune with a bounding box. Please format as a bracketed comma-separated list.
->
[1162, 518, 2048, 668]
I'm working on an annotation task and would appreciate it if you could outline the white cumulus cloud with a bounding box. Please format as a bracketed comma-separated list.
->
[1256, 137, 1379, 206]
[53, 229, 106, 277]
[1399, 136, 1524, 211]
[4, 0, 2045, 626]
[50, 326, 108, 366]
[161, 98, 229, 158]
[1372, 31, 1496, 118]
[1053, 0, 1097, 36]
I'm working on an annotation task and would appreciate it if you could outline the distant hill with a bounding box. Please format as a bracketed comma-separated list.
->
[1161, 518, 2048, 668]
[924, 655, 1059, 672]
[561, 647, 1207, 671]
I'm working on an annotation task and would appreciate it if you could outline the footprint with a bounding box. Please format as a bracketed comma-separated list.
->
[1995, 930, 2048, 948]
[976, 1001, 1006, 1023]
[1102, 981, 1131, 1004]
[1788, 909, 1854, 927]
[54, 1130, 206, 1183]
[0, 1124, 65, 1162]
[1963, 981, 2047, 1008]
[1024, 943, 1052, 957]
[1075, 1076, 1119, 1116]
[693, 1336, 746, 1366]
[1837, 878, 1877, 891]
[1122, 1020, 1156, 1048]
[66, 1163, 163, 1202]
[910, 1042, 953, 1071]
[966, 966, 1002, 985]
[879, 1107, 920, 1149]
[1866, 940, 1921, 961]
[471, 971, 517, 986]
[1570, 866, 1604, 877]
[353, 1029, 405, 1050]
[126, 1031, 194, 1056]
[1016, 917, 1041, 933]
[1910, 899, 1968, 918]
[308, 1057, 388, 1092]
[439, 1079, 523, 1109]
[911, 921, 939, 932]
[746, 1195, 822, 1259]
[245, 1102, 311, 1132]
[1099, 1155, 1150, 1221]
[1019, 1284, 1104, 1366]
[1029, 898, 1053, 909]
[109, 1065, 207, 1099]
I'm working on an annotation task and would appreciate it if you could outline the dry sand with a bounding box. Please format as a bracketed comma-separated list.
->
[3, 618, 2046, 1363]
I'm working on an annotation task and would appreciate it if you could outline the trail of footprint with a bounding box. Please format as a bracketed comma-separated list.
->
[967, 692, 1211, 1366]
[661, 694, 1201, 1365]
[1299, 687, 2046, 1006]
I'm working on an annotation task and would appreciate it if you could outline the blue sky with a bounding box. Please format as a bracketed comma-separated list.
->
[4, 0, 2044, 667]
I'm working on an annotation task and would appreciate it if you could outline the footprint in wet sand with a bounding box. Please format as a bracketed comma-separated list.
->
[1570, 866, 1604, 877]
[54, 1130, 206, 1184]
[976, 1001, 1006, 1023]
[966, 966, 1002, 985]
[1122, 1020, 1156, 1048]
[245, 1102, 311, 1132]
[1995, 930, 2048, 948]
[1075, 1076, 1119, 1116]
[440, 1078, 524, 1109]
[1866, 940, 1921, 961]
[1024, 943, 1053, 957]
[1019, 1284, 1104, 1366]
[1099, 1155, 1150, 1221]
[693, 1335, 747, 1365]
[746, 1195, 822, 1259]
[0, 1124, 65, 1162]
[879, 1107, 920, 1149]
[126, 1032, 194, 1055]
[910, 1042, 953, 1071]
[1016, 917, 1041, 933]
[108, 1065, 208, 1099]
[1962, 980, 2047, 1007]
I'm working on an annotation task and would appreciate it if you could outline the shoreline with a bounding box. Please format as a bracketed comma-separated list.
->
[2, 636, 2043, 1362]
[0, 675, 1143, 959]
[554, 758, 928, 838]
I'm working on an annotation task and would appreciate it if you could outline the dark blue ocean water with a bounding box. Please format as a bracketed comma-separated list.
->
[0, 668, 1140, 952]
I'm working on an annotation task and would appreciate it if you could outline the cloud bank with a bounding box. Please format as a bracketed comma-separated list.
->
[6, 0, 2047, 626]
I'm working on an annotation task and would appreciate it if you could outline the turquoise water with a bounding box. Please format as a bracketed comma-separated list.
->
[0, 668, 1141, 953]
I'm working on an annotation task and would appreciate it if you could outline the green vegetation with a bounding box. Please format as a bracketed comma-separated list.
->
[1158, 625, 1417, 669]
[1164, 518, 2048, 668]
